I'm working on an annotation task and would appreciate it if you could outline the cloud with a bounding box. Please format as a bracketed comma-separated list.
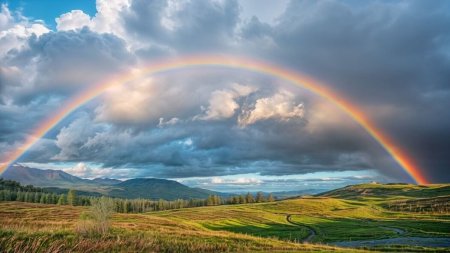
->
[158, 117, 181, 127]
[56, 10, 92, 31]
[61, 162, 133, 179]
[1, 27, 134, 109]
[53, 114, 105, 160]
[196, 83, 257, 121]
[210, 176, 262, 185]
[238, 90, 304, 126]
[0, 4, 49, 57]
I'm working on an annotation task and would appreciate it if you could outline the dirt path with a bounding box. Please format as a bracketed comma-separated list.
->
[286, 214, 317, 243]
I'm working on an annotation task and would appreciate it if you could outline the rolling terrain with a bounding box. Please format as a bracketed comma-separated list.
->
[2, 165, 222, 200]
[0, 183, 449, 252]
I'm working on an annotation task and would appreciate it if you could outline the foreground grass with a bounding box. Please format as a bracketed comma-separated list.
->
[0, 202, 357, 253]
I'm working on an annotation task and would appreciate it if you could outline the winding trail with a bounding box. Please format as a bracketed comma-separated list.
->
[286, 214, 316, 243]
[364, 218, 406, 235]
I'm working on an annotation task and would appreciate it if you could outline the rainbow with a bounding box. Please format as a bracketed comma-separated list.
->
[0, 55, 428, 184]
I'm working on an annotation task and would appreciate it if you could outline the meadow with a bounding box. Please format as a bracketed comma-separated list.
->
[0, 183, 449, 252]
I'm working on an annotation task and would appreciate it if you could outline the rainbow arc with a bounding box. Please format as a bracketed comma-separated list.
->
[0, 55, 428, 184]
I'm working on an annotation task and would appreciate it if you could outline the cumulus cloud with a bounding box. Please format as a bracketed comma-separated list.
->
[196, 83, 256, 120]
[238, 90, 304, 126]
[198, 90, 239, 120]
[56, 10, 92, 31]
[53, 114, 104, 160]
[0, 4, 49, 57]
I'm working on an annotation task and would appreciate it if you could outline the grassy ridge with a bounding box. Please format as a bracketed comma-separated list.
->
[317, 183, 450, 200]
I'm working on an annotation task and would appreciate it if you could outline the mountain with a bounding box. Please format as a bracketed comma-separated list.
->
[1, 165, 222, 200]
[2, 164, 92, 188]
[108, 178, 220, 200]
[91, 178, 122, 185]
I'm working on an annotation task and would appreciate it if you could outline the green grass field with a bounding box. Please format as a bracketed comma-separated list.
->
[0, 183, 449, 252]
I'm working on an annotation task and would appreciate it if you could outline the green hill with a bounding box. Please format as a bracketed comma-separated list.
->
[107, 178, 221, 200]
[317, 182, 450, 199]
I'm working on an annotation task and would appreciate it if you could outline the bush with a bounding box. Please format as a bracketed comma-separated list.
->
[75, 197, 115, 236]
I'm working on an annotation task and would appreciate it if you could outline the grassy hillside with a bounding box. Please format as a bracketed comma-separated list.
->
[317, 183, 450, 200]
[0, 183, 449, 252]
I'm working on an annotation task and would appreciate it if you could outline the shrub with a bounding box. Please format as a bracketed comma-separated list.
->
[75, 197, 115, 236]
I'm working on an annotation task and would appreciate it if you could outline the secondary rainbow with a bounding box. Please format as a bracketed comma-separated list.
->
[0, 55, 429, 184]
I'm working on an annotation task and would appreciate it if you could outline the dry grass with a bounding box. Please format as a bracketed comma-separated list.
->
[0, 202, 359, 253]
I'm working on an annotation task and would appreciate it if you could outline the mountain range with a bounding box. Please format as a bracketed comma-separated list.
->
[2, 165, 326, 200]
[2, 165, 220, 200]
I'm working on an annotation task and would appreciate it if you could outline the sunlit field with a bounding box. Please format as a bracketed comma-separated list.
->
[1, 184, 448, 252]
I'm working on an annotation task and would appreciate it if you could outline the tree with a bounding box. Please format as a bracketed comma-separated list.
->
[57, 194, 67, 205]
[267, 193, 275, 202]
[239, 195, 246, 204]
[67, 189, 77, 206]
[256, 192, 265, 203]
[158, 199, 165, 211]
[207, 195, 215, 206]
[245, 192, 254, 203]
[39, 194, 46, 204]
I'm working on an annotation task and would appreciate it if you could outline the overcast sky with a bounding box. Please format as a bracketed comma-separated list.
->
[1, 0, 449, 192]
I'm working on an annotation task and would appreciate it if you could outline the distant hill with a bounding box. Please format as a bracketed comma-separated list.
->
[2, 164, 95, 188]
[108, 178, 220, 200]
[91, 178, 122, 185]
[270, 189, 328, 199]
[1, 165, 223, 200]
[42, 187, 104, 197]
[317, 183, 450, 199]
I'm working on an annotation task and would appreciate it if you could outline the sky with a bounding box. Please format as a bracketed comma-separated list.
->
[0, 0, 449, 192]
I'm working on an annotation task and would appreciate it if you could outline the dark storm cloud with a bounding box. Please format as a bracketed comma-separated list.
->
[3, 28, 134, 104]
[124, 0, 240, 52]
[237, 0, 450, 182]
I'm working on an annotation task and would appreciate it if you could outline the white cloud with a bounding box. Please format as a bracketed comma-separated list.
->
[210, 176, 262, 185]
[91, 0, 130, 36]
[196, 83, 256, 120]
[158, 117, 180, 127]
[62, 162, 130, 179]
[199, 89, 239, 120]
[238, 90, 304, 126]
[211, 177, 223, 184]
[0, 4, 49, 57]
[56, 10, 92, 31]
[63, 162, 92, 177]
[54, 0, 132, 46]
